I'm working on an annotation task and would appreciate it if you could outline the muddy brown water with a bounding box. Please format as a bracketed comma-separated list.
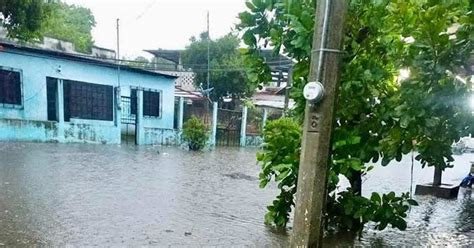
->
[0, 142, 473, 246]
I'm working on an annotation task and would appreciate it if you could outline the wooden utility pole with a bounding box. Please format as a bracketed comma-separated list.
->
[290, 0, 347, 247]
[283, 67, 292, 117]
[116, 18, 121, 87]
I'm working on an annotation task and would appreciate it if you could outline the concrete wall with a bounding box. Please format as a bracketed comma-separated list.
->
[144, 128, 180, 146]
[245, 135, 263, 147]
[64, 119, 121, 144]
[39, 37, 76, 53]
[91, 46, 116, 59]
[0, 48, 175, 144]
[0, 118, 58, 142]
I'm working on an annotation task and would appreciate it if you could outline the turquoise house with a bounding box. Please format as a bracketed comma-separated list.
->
[0, 40, 177, 145]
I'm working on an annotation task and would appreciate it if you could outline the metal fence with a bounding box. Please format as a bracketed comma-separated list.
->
[121, 96, 135, 124]
[246, 107, 264, 136]
[183, 100, 212, 125]
[216, 108, 241, 146]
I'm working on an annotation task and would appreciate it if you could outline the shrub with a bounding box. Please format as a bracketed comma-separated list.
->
[182, 116, 210, 151]
[257, 117, 417, 233]
[257, 117, 301, 227]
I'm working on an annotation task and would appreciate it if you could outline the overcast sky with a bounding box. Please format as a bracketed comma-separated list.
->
[64, 0, 246, 58]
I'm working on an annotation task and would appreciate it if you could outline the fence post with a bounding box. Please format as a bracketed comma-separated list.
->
[115, 87, 122, 144]
[178, 97, 184, 130]
[177, 97, 185, 145]
[240, 106, 248, 147]
[210, 101, 218, 146]
[262, 108, 268, 131]
[57, 79, 65, 143]
[136, 89, 145, 145]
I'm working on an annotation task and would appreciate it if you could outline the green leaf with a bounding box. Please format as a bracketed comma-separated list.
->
[259, 178, 269, 188]
[350, 160, 362, 171]
[381, 156, 391, 166]
[407, 199, 418, 206]
[276, 170, 290, 181]
[239, 11, 256, 26]
[371, 193, 381, 203]
[349, 136, 362, 145]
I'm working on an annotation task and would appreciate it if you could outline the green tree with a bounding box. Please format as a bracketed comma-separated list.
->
[0, 0, 53, 40]
[238, 0, 473, 234]
[181, 33, 255, 104]
[42, 2, 96, 53]
[380, 0, 474, 170]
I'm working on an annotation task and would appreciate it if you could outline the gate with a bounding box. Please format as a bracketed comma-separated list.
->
[121, 96, 136, 144]
[216, 108, 241, 146]
[121, 96, 135, 124]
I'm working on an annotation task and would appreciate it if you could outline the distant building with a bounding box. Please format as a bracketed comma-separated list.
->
[251, 86, 295, 110]
[146, 49, 209, 124]
[145, 49, 196, 91]
[146, 48, 295, 109]
[0, 39, 177, 145]
[0, 27, 116, 60]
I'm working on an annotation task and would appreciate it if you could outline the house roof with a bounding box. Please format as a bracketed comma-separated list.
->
[0, 39, 178, 79]
[174, 86, 205, 100]
[145, 49, 181, 64]
[251, 88, 295, 109]
[259, 49, 293, 70]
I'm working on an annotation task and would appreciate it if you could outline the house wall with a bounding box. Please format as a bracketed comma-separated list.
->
[120, 84, 174, 130]
[0, 48, 175, 144]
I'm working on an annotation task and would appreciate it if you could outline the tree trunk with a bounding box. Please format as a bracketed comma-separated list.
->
[350, 170, 362, 195]
[433, 167, 442, 186]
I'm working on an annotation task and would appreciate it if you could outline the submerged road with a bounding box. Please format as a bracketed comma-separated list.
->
[0, 142, 472, 246]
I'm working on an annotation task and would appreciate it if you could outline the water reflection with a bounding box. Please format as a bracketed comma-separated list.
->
[0, 142, 473, 246]
[456, 189, 474, 234]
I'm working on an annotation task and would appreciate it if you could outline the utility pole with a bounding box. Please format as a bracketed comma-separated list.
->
[283, 67, 292, 116]
[207, 11, 210, 91]
[290, 0, 347, 247]
[116, 18, 121, 87]
[206, 11, 212, 114]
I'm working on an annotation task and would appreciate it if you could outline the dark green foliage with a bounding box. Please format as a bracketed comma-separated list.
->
[182, 116, 210, 151]
[238, 0, 472, 233]
[326, 191, 417, 233]
[379, 0, 474, 170]
[181, 33, 256, 103]
[257, 118, 301, 227]
[0, 1, 96, 53]
[0, 0, 53, 41]
[42, 2, 96, 53]
[258, 118, 417, 232]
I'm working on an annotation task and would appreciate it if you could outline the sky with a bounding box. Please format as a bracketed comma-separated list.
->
[64, 0, 247, 59]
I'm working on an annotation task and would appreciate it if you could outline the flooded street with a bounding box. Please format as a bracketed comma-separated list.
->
[0, 142, 473, 246]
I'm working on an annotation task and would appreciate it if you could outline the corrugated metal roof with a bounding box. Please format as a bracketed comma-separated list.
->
[175, 86, 205, 100]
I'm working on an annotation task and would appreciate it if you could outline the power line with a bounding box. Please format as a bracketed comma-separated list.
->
[0, 48, 292, 73]
[134, 0, 159, 21]
[0, 42, 293, 68]
[120, 0, 159, 28]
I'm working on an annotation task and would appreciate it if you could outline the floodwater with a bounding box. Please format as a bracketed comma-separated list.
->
[0, 142, 473, 247]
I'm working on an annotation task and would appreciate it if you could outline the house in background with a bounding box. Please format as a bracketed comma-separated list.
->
[0, 38, 177, 145]
[145, 49, 196, 91]
[145, 49, 211, 124]
[251, 50, 295, 111]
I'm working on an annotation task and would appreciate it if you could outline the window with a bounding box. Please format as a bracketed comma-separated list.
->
[46, 77, 58, 121]
[63, 80, 114, 121]
[0, 67, 22, 107]
[131, 89, 161, 118]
